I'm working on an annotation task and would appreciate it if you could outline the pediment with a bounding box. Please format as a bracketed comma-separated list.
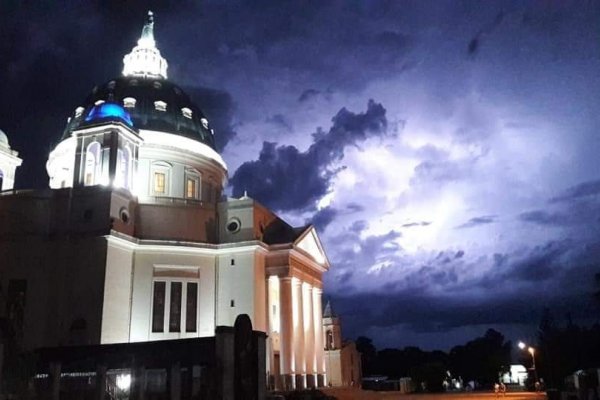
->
[294, 226, 330, 268]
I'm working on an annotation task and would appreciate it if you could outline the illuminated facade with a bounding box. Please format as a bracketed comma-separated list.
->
[0, 129, 22, 191]
[0, 12, 329, 391]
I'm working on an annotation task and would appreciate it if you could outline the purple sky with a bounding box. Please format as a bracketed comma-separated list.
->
[1, 1, 600, 350]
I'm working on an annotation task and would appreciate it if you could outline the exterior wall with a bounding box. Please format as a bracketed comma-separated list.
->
[101, 239, 135, 343]
[135, 202, 217, 242]
[216, 248, 266, 331]
[128, 246, 217, 342]
[324, 343, 361, 387]
[0, 236, 107, 350]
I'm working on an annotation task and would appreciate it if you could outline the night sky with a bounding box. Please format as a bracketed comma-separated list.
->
[2, 1, 600, 350]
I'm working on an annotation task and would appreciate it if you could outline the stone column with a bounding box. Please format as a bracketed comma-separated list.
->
[266, 276, 276, 389]
[313, 287, 325, 386]
[278, 277, 295, 390]
[303, 283, 316, 388]
[292, 278, 305, 389]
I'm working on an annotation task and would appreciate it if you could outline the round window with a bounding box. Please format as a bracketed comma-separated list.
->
[227, 218, 241, 233]
[120, 208, 130, 224]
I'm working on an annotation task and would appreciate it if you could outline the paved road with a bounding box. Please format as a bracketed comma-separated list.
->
[321, 388, 547, 400]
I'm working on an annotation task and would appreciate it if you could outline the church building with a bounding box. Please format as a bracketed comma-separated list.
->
[0, 12, 334, 393]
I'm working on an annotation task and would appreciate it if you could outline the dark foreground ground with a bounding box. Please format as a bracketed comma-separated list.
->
[320, 389, 547, 400]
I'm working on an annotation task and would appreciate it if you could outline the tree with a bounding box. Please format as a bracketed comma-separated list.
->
[355, 336, 377, 375]
[449, 329, 511, 387]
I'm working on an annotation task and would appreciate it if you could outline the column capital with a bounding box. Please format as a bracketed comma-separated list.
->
[291, 277, 302, 287]
[312, 287, 323, 295]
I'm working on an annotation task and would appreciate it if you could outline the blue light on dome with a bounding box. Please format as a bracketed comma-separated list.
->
[85, 103, 134, 127]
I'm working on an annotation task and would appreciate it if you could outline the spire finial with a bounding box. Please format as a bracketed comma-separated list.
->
[123, 11, 168, 79]
[139, 10, 155, 46]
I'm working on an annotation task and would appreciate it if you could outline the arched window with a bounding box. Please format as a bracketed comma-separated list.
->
[326, 330, 334, 350]
[84, 142, 101, 186]
[115, 146, 133, 190]
[124, 146, 133, 189]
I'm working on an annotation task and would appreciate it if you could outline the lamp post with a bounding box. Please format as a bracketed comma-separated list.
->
[518, 341, 539, 385]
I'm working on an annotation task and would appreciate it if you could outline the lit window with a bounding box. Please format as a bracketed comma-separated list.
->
[94, 100, 105, 106]
[181, 107, 193, 119]
[154, 100, 167, 112]
[154, 172, 166, 194]
[75, 107, 85, 118]
[186, 177, 197, 198]
[84, 142, 101, 186]
[123, 97, 136, 108]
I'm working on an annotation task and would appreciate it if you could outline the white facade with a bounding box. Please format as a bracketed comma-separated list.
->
[0, 129, 22, 191]
[0, 11, 331, 392]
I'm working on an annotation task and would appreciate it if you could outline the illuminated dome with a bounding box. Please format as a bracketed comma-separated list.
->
[62, 77, 216, 150]
[84, 102, 134, 127]
[60, 11, 217, 151]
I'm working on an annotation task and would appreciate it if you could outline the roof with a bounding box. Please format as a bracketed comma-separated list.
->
[323, 300, 335, 318]
[61, 76, 217, 150]
[262, 219, 310, 245]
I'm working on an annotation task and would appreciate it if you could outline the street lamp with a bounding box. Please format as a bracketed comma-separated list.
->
[518, 341, 538, 385]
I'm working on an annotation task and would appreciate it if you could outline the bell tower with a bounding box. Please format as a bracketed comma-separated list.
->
[323, 300, 342, 350]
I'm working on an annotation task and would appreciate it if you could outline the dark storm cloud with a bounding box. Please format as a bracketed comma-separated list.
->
[411, 158, 475, 186]
[331, 238, 600, 345]
[456, 215, 497, 229]
[185, 87, 238, 151]
[298, 89, 320, 103]
[519, 180, 600, 227]
[402, 221, 432, 228]
[308, 206, 338, 232]
[230, 100, 390, 211]
[550, 179, 600, 203]
[265, 114, 292, 132]
[519, 202, 600, 227]
[349, 220, 368, 234]
[346, 203, 364, 213]
[467, 10, 505, 56]
[519, 210, 570, 226]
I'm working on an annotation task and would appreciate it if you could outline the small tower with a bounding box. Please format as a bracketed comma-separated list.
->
[0, 129, 23, 191]
[323, 300, 342, 350]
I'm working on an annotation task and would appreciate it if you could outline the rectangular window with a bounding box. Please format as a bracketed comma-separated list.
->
[169, 282, 182, 332]
[152, 281, 166, 332]
[154, 172, 166, 194]
[85, 173, 93, 186]
[186, 282, 198, 332]
[186, 178, 196, 198]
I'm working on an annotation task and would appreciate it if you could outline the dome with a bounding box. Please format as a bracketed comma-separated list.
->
[0, 129, 8, 147]
[84, 102, 134, 127]
[62, 76, 217, 150]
